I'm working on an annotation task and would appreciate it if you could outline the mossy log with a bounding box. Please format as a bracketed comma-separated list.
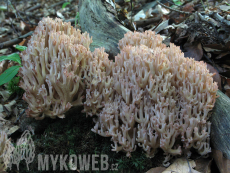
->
[211, 90, 230, 160]
[79, 0, 230, 161]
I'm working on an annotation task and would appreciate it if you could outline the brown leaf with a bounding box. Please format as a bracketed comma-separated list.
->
[195, 158, 212, 173]
[19, 39, 26, 46]
[212, 149, 230, 173]
[169, 11, 187, 24]
[183, 42, 203, 61]
[206, 64, 222, 90]
[182, 2, 195, 13]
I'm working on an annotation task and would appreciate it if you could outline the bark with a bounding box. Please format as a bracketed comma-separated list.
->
[211, 90, 230, 160]
[79, 0, 130, 59]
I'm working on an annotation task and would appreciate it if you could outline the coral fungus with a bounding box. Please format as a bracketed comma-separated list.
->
[19, 17, 218, 158]
[90, 31, 218, 158]
[19, 17, 93, 119]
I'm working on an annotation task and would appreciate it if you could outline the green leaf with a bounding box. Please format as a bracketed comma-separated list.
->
[0, 53, 21, 64]
[0, 66, 21, 86]
[0, 5, 7, 11]
[173, 0, 182, 6]
[62, 2, 70, 9]
[75, 12, 80, 27]
[15, 45, 27, 51]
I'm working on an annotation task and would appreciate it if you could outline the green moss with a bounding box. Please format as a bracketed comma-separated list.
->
[8, 109, 164, 173]
[7, 76, 24, 95]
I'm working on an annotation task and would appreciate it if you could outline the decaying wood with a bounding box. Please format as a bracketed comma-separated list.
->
[79, 0, 130, 59]
[79, 0, 230, 161]
[211, 90, 230, 160]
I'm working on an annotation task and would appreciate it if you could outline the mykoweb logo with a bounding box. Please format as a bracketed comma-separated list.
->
[4, 130, 118, 171]
[38, 154, 118, 171]
[8, 130, 35, 170]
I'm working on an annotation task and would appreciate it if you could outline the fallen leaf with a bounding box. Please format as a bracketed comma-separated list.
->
[7, 125, 20, 135]
[212, 149, 230, 173]
[0, 100, 16, 113]
[133, 10, 147, 21]
[182, 2, 194, 13]
[152, 20, 169, 34]
[183, 42, 203, 61]
[203, 47, 222, 53]
[195, 158, 212, 173]
[0, 27, 9, 33]
[157, 4, 170, 16]
[206, 64, 222, 90]
[0, 118, 20, 135]
[162, 158, 201, 173]
[20, 21, 26, 31]
[0, 60, 8, 74]
[0, 48, 8, 55]
[219, 5, 230, 12]
[0, 90, 10, 101]
[18, 39, 26, 46]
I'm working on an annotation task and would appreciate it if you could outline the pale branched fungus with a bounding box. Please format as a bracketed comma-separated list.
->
[19, 18, 218, 159]
[91, 31, 218, 158]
